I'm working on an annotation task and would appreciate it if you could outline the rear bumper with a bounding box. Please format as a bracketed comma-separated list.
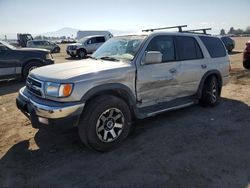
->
[243, 59, 250, 68]
[16, 87, 84, 128]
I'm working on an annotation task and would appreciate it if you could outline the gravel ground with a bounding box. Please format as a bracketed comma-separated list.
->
[0, 38, 250, 188]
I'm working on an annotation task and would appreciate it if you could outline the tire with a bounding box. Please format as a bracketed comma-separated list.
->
[78, 95, 131, 152]
[200, 76, 220, 107]
[77, 49, 86, 59]
[22, 62, 43, 80]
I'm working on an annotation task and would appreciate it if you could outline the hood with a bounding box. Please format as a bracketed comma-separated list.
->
[17, 47, 49, 53]
[30, 59, 132, 82]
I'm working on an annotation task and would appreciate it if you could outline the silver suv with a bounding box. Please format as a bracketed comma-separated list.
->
[66, 35, 108, 58]
[17, 28, 230, 151]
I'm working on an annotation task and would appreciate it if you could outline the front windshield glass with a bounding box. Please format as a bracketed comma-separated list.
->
[0, 40, 16, 49]
[92, 35, 146, 61]
[78, 37, 88, 43]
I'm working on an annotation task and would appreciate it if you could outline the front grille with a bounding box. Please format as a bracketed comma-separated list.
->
[26, 76, 44, 97]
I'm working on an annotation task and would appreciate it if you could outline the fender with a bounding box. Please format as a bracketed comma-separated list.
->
[22, 58, 45, 68]
[196, 70, 222, 98]
[81, 83, 137, 106]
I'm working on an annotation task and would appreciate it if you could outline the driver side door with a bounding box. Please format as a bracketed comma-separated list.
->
[136, 35, 182, 106]
[0, 46, 17, 79]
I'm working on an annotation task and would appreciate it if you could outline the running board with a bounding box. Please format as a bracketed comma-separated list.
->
[137, 97, 197, 118]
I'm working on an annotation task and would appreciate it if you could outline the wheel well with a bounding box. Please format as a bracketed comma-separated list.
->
[77, 48, 87, 54]
[197, 72, 222, 98]
[22, 59, 43, 75]
[83, 89, 136, 118]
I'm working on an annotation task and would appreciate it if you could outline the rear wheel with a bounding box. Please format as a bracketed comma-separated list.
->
[78, 95, 131, 152]
[77, 49, 86, 59]
[200, 76, 220, 107]
[22, 62, 43, 80]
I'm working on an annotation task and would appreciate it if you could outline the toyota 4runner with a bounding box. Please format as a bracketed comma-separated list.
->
[16, 28, 230, 151]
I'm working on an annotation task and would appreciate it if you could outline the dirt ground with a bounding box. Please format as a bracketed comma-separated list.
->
[0, 37, 250, 188]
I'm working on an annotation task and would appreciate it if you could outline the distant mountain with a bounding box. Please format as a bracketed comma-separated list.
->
[41, 27, 136, 38]
[0, 27, 137, 40]
[41, 27, 79, 38]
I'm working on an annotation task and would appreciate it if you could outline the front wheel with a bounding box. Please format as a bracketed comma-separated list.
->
[77, 49, 86, 59]
[78, 95, 131, 152]
[22, 62, 43, 80]
[200, 76, 220, 107]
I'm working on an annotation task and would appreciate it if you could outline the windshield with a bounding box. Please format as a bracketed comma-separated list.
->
[78, 37, 88, 43]
[0, 40, 16, 49]
[91, 35, 146, 61]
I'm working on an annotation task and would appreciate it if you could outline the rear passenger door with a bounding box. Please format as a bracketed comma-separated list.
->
[174, 36, 205, 96]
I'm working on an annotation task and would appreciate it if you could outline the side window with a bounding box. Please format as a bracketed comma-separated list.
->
[89, 37, 97, 44]
[33, 41, 40, 45]
[176, 36, 203, 60]
[96, 37, 105, 43]
[146, 36, 175, 62]
[199, 36, 226, 58]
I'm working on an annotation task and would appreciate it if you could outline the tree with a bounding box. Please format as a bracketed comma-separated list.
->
[220, 29, 226, 35]
[228, 27, 235, 34]
[245, 26, 250, 34]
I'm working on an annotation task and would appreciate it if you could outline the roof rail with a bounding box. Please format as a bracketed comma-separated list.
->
[182, 28, 212, 34]
[142, 25, 188, 32]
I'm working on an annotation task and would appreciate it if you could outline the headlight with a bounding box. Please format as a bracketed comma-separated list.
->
[45, 82, 73, 97]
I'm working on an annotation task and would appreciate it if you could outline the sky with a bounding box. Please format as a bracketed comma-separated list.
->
[0, 0, 249, 38]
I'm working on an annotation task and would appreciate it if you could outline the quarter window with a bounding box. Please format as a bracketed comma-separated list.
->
[199, 36, 226, 58]
[96, 37, 105, 43]
[146, 36, 175, 62]
[176, 36, 203, 60]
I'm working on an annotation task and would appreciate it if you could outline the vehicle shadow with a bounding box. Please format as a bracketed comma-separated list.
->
[1, 98, 250, 187]
[0, 79, 25, 95]
[229, 51, 242, 55]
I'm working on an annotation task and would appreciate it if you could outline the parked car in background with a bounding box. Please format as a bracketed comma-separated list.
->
[243, 40, 250, 69]
[66, 35, 108, 58]
[219, 36, 235, 53]
[0, 40, 54, 80]
[27, 40, 61, 53]
[16, 30, 230, 152]
[61, 39, 77, 44]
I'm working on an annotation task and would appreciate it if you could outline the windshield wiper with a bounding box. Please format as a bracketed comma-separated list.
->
[99, 56, 119, 61]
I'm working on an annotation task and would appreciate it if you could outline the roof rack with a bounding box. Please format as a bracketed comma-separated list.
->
[182, 28, 212, 35]
[142, 25, 187, 32]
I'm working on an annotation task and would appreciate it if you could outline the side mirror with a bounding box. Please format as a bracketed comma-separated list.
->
[142, 51, 162, 65]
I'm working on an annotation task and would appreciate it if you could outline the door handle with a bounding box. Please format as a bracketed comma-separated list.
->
[201, 64, 207, 69]
[169, 68, 177, 74]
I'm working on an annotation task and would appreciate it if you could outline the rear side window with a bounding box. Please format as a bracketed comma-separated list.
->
[146, 36, 175, 62]
[199, 36, 226, 58]
[176, 36, 203, 60]
[96, 37, 105, 43]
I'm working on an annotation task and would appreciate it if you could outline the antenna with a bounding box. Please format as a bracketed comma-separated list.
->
[142, 25, 188, 32]
[183, 28, 212, 34]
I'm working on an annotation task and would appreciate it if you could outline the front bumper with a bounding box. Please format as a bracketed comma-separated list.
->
[16, 87, 84, 127]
